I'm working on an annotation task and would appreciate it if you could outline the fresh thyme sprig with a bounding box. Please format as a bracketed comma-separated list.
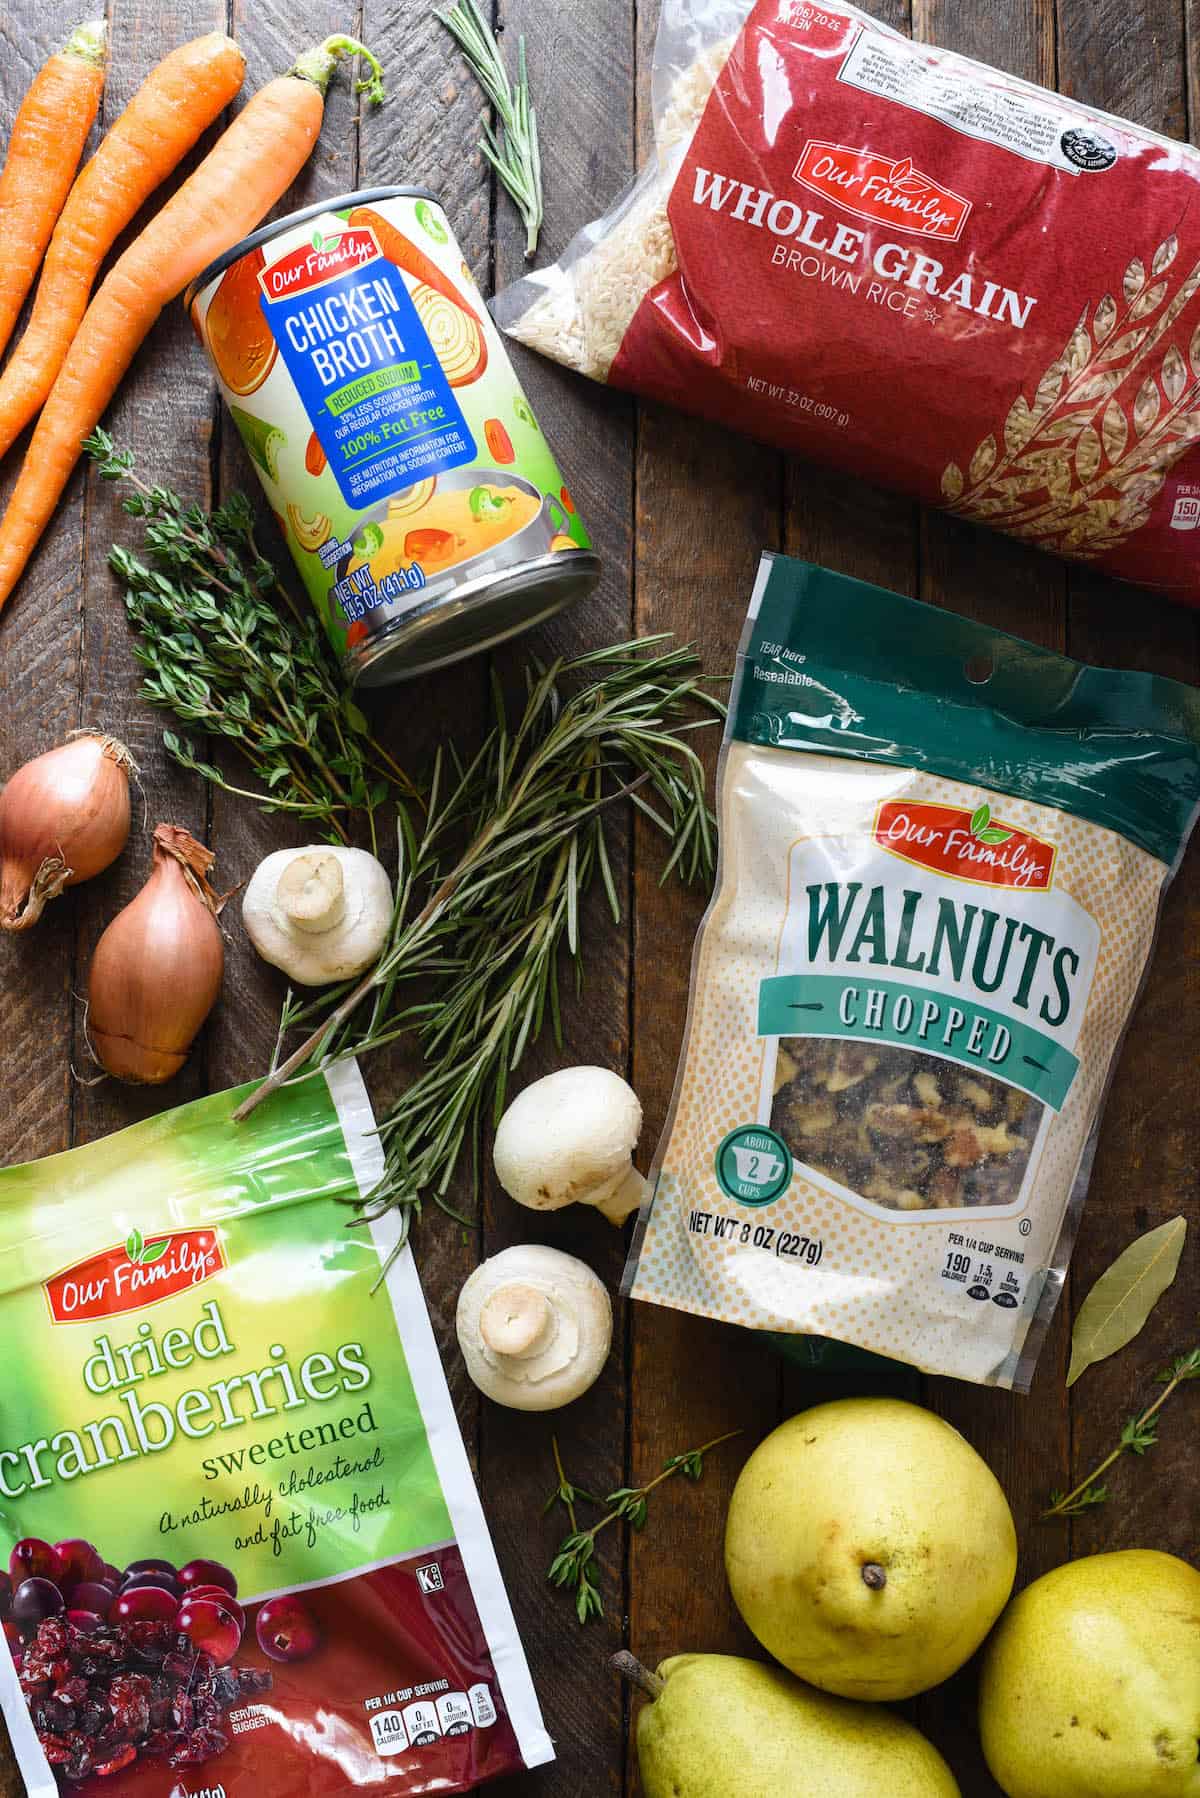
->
[1042, 1344, 1199, 1519]
[546, 1431, 741, 1624]
[239, 639, 724, 1255]
[436, 0, 543, 256]
[85, 432, 417, 852]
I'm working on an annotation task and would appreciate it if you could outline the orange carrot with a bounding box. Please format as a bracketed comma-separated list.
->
[0, 20, 107, 360]
[0, 33, 245, 461]
[0, 37, 385, 615]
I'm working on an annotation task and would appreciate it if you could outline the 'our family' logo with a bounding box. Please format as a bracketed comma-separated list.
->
[874, 799, 1056, 890]
[259, 224, 381, 301]
[43, 1229, 225, 1323]
[792, 142, 973, 240]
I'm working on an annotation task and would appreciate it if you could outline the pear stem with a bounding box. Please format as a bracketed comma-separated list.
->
[612, 1651, 665, 1701]
[861, 1562, 887, 1590]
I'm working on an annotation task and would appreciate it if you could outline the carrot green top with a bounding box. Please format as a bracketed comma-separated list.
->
[290, 35, 385, 103]
[62, 18, 108, 66]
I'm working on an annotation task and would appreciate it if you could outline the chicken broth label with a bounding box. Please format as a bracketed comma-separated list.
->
[0, 1066, 551, 1795]
[190, 191, 591, 673]
[262, 237, 477, 507]
[625, 555, 1200, 1390]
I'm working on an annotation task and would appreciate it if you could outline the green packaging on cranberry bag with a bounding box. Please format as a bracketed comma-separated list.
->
[0, 1063, 552, 1795]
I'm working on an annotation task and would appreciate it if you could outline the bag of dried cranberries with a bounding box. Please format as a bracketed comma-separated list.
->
[624, 554, 1200, 1388]
[0, 1065, 551, 1794]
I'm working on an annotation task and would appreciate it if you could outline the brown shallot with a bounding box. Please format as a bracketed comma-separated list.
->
[86, 824, 225, 1085]
[0, 732, 134, 931]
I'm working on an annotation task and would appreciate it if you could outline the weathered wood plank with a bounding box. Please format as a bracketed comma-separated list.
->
[901, 0, 1073, 1779]
[0, 0, 91, 1171]
[208, 0, 364, 1104]
[1056, 0, 1199, 1571]
[625, 411, 783, 1798]
[0, 10, 107, 1783]
[71, 0, 223, 1156]
[624, 0, 786, 1786]
[354, 0, 490, 1465]
[776, 0, 927, 1709]
[483, 0, 639, 1787]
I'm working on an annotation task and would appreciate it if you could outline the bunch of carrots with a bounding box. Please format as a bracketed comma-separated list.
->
[0, 23, 385, 615]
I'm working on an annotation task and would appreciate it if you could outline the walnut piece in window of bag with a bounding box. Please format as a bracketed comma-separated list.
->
[771, 1039, 1041, 1211]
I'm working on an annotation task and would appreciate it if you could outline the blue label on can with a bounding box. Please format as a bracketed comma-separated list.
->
[262, 242, 476, 506]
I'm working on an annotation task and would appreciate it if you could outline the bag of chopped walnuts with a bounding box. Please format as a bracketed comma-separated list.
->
[496, 0, 1200, 602]
[623, 555, 1200, 1388]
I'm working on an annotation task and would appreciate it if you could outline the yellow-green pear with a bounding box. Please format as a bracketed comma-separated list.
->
[616, 1651, 960, 1797]
[979, 1549, 1200, 1798]
[725, 1397, 1017, 1700]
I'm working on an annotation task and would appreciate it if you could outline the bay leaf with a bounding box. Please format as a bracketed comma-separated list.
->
[1066, 1215, 1187, 1386]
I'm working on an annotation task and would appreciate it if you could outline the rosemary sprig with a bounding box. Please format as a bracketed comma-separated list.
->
[239, 640, 724, 1255]
[90, 443, 723, 1252]
[436, 0, 543, 256]
[546, 1431, 741, 1624]
[1042, 1344, 1199, 1519]
[85, 432, 417, 852]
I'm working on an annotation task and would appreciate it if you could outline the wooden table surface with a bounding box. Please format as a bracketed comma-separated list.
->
[0, 0, 1196, 1794]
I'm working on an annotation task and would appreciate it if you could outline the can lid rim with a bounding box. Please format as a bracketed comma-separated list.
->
[183, 185, 441, 310]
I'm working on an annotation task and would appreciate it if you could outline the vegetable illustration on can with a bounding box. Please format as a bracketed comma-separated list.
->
[186, 186, 599, 684]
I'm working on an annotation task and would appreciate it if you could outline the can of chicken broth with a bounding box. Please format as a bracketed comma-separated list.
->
[186, 187, 599, 684]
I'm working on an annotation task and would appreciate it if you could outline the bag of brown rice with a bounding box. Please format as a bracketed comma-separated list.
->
[622, 554, 1200, 1388]
[496, 0, 1200, 602]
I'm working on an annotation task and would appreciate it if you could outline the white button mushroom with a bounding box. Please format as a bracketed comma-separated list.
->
[456, 1244, 612, 1410]
[242, 846, 392, 986]
[492, 1066, 647, 1225]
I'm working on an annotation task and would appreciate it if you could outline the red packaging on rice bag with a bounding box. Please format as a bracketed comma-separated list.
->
[497, 0, 1200, 601]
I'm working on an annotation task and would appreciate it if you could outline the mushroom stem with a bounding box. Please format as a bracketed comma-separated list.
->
[276, 851, 346, 935]
[479, 1282, 554, 1358]
[594, 1164, 648, 1225]
[612, 1651, 665, 1701]
[861, 1562, 888, 1590]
